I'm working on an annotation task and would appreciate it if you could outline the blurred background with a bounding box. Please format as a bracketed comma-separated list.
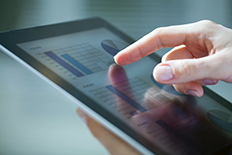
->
[0, 0, 232, 155]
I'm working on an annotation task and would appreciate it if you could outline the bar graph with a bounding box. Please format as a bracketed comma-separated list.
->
[45, 51, 84, 77]
[61, 54, 93, 75]
[91, 77, 171, 118]
[43, 43, 114, 78]
[106, 85, 147, 113]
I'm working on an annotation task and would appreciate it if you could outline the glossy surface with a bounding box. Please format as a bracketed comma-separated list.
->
[0, 1, 232, 155]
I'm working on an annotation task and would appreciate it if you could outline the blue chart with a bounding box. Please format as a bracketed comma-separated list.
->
[45, 51, 84, 77]
[92, 77, 171, 118]
[101, 40, 127, 56]
[44, 43, 114, 78]
[61, 54, 93, 75]
[106, 85, 147, 113]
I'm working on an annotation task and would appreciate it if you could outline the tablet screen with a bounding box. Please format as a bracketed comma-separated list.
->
[1, 18, 232, 154]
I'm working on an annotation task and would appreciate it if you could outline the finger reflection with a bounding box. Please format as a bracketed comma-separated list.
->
[108, 64, 144, 118]
[107, 65, 229, 154]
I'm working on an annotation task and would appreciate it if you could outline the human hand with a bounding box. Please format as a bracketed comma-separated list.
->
[114, 20, 232, 97]
[76, 108, 141, 155]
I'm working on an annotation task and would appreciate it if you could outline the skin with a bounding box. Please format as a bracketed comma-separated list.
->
[114, 20, 232, 97]
[77, 20, 232, 154]
[76, 109, 141, 155]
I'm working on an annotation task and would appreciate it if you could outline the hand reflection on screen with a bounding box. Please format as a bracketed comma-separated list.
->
[107, 64, 229, 155]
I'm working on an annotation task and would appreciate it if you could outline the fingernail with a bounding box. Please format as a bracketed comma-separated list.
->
[154, 65, 174, 81]
[185, 90, 200, 97]
[202, 79, 217, 85]
[76, 109, 88, 124]
[113, 55, 118, 63]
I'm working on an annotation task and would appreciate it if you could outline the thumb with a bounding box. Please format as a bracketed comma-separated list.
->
[153, 54, 231, 84]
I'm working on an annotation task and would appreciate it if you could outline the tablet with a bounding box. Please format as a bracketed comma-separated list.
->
[0, 17, 232, 155]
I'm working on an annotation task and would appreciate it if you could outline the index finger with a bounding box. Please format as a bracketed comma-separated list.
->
[114, 21, 207, 65]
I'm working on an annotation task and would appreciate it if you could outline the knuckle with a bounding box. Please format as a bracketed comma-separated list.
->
[199, 19, 215, 25]
[176, 61, 196, 79]
[135, 44, 144, 58]
[196, 20, 217, 30]
[154, 27, 165, 48]
[154, 27, 164, 34]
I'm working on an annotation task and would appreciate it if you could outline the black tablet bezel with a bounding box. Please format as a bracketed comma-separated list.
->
[0, 17, 231, 154]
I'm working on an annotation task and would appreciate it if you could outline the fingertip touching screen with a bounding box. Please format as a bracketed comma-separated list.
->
[1, 18, 231, 155]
